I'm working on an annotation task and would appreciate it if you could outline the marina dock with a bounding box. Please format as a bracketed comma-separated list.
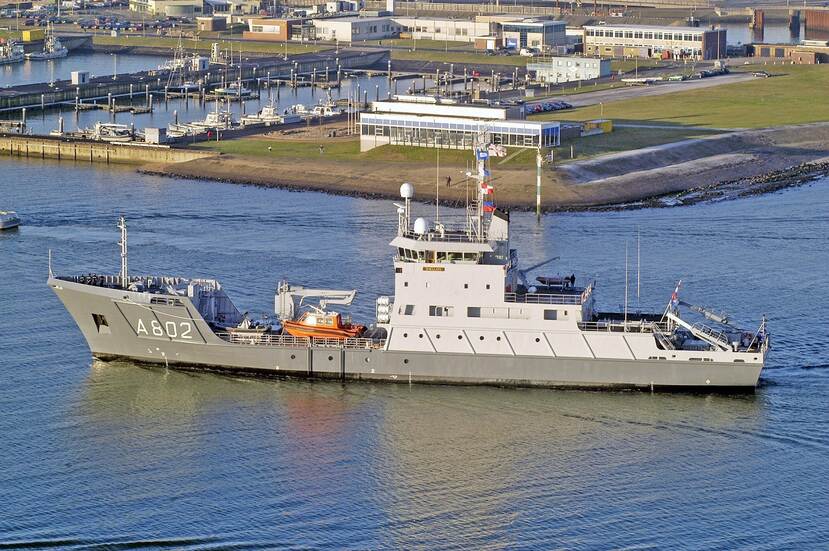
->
[0, 48, 389, 113]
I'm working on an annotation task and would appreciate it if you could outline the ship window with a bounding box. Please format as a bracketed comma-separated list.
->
[92, 313, 110, 334]
[404, 281, 409, 287]
[486, 284, 490, 290]
[544, 310, 558, 320]
[467, 307, 481, 318]
[429, 305, 454, 317]
[464, 283, 469, 289]
[400, 305, 415, 315]
[395, 267, 402, 273]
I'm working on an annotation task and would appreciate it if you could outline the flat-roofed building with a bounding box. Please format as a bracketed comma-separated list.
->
[584, 24, 726, 60]
[129, 0, 203, 16]
[245, 17, 302, 41]
[359, 95, 560, 152]
[499, 19, 566, 51]
[393, 17, 493, 43]
[311, 16, 398, 41]
[528, 57, 611, 83]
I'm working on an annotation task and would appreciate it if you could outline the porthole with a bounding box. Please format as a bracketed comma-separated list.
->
[457, 335, 463, 340]
[534, 338, 540, 343]
[418, 333, 423, 338]
[403, 358, 409, 364]
[496, 336, 501, 341]
[328, 355, 334, 361]
[364, 357, 371, 363]
[290, 354, 296, 359]
[479, 336, 485, 341]
[435, 334, 441, 339]
[403, 332, 408, 338]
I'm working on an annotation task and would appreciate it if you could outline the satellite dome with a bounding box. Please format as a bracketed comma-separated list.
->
[413, 217, 428, 235]
[400, 182, 414, 199]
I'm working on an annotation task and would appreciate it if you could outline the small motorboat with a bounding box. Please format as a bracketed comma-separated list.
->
[0, 211, 21, 230]
[283, 308, 365, 339]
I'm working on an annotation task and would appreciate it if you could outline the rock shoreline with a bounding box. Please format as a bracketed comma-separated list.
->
[138, 158, 829, 213]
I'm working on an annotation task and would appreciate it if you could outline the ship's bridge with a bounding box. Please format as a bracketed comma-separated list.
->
[390, 232, 494, 264]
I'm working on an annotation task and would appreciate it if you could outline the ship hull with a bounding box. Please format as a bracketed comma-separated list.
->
[50, 278, 764, 391]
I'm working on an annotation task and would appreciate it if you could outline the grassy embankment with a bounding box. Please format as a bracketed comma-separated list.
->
[534, 64, 829, 129]
[92, 34, 324, 55]
[194, 138, 538, 167]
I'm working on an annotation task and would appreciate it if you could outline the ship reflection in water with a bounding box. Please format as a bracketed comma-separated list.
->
[75, 360, 765, 548]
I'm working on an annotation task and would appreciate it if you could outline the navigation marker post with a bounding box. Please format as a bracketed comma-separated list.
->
[536, 148, 542, 221]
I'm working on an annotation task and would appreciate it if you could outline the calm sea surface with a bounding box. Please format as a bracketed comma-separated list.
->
[1, 159, 828, 549]
[0, 52, 168, 87]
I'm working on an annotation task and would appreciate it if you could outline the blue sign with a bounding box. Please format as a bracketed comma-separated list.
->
[476, 150, 489, 160]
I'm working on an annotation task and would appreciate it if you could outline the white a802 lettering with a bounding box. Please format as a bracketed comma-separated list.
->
[136, 318, 193, 339]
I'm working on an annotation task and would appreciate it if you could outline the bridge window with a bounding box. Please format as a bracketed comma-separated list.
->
[429, 305, 454, 317]
[543, 310, 557, 320]
[400, 304, 415, 315]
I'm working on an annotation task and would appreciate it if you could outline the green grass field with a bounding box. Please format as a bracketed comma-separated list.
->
[555, 126, 720, 162]
[391, 49, 530, 67]
[195, 138, 535, 167]
[92, 35, 324, 55]
[533, 65, 829, 129]
[365, 38, 473, 51]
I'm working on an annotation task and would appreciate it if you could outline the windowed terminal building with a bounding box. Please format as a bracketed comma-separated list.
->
[359, 96, 560, 152]
[584, 24, 726, 60]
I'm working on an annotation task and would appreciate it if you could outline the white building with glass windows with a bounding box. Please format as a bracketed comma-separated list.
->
[583, 24, 726, 60]
[359, 96, 560, 152]
[528, 57, 611, 83]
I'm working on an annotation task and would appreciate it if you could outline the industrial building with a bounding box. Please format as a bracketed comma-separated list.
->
[527, 57, 612, 83]
[583, 24, 726, 60]
[394, 17, 494, 43]
[500, 19, 566, 51]
[359, 96, 560, 152]
[310, 16, 399, 41]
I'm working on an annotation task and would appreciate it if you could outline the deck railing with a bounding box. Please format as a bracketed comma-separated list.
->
[504, 282, 594, 306]
[578, 320, 671, 334]
[216, 331, 384, 350]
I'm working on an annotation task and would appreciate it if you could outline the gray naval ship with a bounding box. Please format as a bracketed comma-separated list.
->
[49, 160, 769, 390]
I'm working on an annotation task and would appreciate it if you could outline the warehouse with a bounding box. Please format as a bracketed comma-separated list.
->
[583, 24, 726, 60]
[359, 96, 560, 152]
[527, 57, 611, 83]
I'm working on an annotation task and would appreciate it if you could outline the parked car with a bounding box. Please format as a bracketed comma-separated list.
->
[752, 71, 770, 78]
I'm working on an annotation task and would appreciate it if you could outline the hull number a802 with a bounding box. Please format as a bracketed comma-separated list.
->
[135, 318, 193, 340]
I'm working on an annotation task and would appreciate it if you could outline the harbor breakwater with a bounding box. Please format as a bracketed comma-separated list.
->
[0, 134, 215, 165]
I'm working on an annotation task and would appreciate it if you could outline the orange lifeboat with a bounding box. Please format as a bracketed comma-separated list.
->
[283, 310, 365, 339]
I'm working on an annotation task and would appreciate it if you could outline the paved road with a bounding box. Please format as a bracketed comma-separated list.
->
[562, 73, 756, 108]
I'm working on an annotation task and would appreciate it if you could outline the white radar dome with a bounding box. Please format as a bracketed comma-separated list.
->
[413, 217, 428, 235]
[400, 182, 414, 199]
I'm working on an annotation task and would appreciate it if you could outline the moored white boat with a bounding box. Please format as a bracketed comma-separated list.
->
[0, 211, 21, 230]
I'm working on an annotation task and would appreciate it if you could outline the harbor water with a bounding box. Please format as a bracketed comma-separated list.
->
[1, 158, 827, 548]
[0, 52, 168, 87]
[1, 74, 403, 135]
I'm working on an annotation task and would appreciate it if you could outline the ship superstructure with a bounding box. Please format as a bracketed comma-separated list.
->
[48, 151, 769, 390]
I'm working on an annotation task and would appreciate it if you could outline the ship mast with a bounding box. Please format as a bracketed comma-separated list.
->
[118, 216, 128, 288]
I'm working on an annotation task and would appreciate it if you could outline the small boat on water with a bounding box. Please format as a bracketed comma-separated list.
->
[239, 101, 301, 127]
[26, 25, 68, 60]
[283, 309, 366, 339]
[0, 39, 24, 65]
[213, 82, 252, 97]
[0, 211, 21, 230]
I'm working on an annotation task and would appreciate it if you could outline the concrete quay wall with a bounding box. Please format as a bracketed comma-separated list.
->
[0, 134, 215, 165]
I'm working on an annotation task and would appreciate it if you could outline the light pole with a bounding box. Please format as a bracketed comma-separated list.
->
[112, 53, 117, 80]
